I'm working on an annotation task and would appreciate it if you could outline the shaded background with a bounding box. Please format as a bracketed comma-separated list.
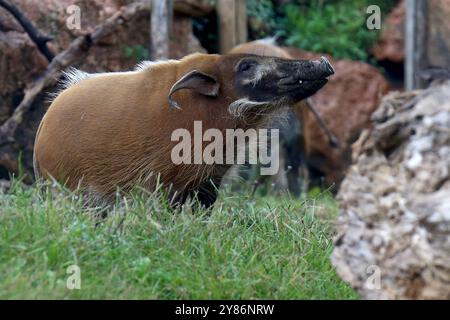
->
[0, 0, 448, 193]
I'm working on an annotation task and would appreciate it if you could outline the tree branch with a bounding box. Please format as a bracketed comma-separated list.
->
[0, 1, 149, 147]
[0, 0, 55, 62]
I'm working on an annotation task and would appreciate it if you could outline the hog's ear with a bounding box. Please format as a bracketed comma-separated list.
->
[168, 70, 220, 109]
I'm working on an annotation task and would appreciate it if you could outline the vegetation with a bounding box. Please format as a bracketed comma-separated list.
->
[0, 180, 356, 299]
[122, 44, 149, 62]
[247, 0, 397, 61]
[247, 0, 278, 39]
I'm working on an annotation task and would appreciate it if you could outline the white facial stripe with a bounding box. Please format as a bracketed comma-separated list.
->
[228, 98, 271, 118]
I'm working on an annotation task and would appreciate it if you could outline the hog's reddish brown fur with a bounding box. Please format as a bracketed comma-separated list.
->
[34, 53, 251, 203]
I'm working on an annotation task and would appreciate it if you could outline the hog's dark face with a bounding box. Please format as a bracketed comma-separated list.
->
[232, 55, 334, 105]
[166, 53, 334, 119]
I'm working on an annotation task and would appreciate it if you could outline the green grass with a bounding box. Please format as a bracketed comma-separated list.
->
[0, 180, 357, 299]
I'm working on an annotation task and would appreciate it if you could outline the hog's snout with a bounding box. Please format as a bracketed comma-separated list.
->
[278, 56, 335, 88]
[309, 56, 335, 78]
[274, 56, 334, 102]
[319, 56, 335, 76]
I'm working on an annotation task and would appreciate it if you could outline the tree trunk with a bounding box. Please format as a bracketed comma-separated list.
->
[217, 0, 247, 53]
[405, 0, 427, 89]
[151, 0, 173, 60]
[235, 0, 247, 45]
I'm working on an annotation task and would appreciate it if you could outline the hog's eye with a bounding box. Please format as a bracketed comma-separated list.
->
[238, 60, 256, 73]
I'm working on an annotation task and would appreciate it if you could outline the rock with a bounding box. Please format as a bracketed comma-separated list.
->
[372, 0, 405, 63]
[0, 0, 206, 181]
[285, 48, 390, 190]
[332, 82, 450, 299]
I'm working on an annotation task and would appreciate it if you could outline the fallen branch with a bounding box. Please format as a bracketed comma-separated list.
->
[0, 1, 149, 147]
[0, 0, 54, 61]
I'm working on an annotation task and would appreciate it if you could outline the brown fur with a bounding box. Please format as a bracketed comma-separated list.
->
[35, 50, 333, 205]
[230, 40, 293, 60]
[34, 53, 254, 204]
